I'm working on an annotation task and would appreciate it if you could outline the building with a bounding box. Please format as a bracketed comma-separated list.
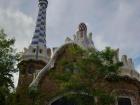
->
[16, 0, 140, 105]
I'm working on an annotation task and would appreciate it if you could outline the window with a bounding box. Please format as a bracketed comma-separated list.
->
[117, 97, 132, 105]
[32, 49, 36, 53]
[39, 49, 43, 53]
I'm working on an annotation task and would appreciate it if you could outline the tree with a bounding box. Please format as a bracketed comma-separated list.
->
[0, 29, 18, 105]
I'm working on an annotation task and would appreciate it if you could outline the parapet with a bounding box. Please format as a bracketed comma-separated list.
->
[120, 54, 140, 81]
[21, 45, 49, 64]
[121, 55, 135, 70]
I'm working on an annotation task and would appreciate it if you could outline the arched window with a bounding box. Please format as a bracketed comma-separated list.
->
[117, 97, 132, 105]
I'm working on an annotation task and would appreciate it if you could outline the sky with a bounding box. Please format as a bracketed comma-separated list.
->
[0, 0, 140, 85]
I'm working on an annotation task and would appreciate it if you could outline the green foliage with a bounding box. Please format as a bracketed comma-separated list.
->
[67, 44, 85, 55]
[0, 29, 19, 105]
[28, 86, 39, 98]
[28, 86, 40, 105]
[49, 46, 122, 105]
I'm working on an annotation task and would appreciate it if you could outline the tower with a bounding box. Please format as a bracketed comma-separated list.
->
[29, 0, 49, 63]
[16, 0, 49, 104]
[31, 0, 48, 48]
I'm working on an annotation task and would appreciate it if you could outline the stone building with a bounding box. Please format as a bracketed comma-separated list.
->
[16, 0, 140, 105]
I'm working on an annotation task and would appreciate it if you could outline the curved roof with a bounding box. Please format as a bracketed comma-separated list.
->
[29, 42, 80, 88]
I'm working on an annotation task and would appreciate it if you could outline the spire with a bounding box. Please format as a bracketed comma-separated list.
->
[21, 0, 49, 63]
[31, 0, 48, 47]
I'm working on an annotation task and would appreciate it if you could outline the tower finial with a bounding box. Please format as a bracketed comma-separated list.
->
[38, 0, 48, 8]
[78, 22, 87, 32]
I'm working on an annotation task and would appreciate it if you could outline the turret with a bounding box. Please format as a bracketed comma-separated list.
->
[16, 0, 49, 104]
[74, 23, 95, 49]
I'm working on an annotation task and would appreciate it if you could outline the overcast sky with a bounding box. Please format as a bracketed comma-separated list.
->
[0, 0, 140, 85]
